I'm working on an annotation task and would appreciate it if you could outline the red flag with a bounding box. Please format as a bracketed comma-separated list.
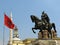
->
[4, 14, 14, 29]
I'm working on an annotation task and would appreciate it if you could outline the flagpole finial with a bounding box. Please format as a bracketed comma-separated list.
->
[10, 12, 13, 20]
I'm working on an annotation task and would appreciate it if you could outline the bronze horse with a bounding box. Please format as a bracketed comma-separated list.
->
[30, 15, 56, 35]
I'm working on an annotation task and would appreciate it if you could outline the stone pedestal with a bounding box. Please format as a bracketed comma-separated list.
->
[51, 30, 57, 39]
[42, 30, 48, 39]
[38, 30, 57, 39]
[38, 30, 49, 39]
[32, 40, 60, 45]
[38, 32, 42, 39]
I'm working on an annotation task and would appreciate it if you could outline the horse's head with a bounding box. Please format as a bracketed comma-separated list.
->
[30, 15, 36, 22]
[30, 15, 40, 23]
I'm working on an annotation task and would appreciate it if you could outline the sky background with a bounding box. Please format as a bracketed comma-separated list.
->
[0, 0, 60, 45]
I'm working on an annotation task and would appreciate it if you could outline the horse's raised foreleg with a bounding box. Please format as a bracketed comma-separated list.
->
[32, 28, 37, 34]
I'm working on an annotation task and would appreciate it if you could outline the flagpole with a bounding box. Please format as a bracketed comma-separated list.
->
[3, 13, 5, 45]
[9, 12, 13, 45]
[3, 26, 5, 45]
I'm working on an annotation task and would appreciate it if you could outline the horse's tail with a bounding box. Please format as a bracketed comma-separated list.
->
[52, 23, 56, 32]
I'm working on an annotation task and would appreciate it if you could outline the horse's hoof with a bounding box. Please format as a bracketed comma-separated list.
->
[34, 33, 36, 34]
[33, 32, 36, 34]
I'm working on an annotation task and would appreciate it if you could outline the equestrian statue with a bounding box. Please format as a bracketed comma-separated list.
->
[30, 11, 57, 38]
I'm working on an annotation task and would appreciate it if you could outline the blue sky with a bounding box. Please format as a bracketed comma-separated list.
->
[0, 0, 60, 45]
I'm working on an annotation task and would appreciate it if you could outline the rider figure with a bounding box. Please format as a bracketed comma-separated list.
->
[41, 11, 50, 23]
